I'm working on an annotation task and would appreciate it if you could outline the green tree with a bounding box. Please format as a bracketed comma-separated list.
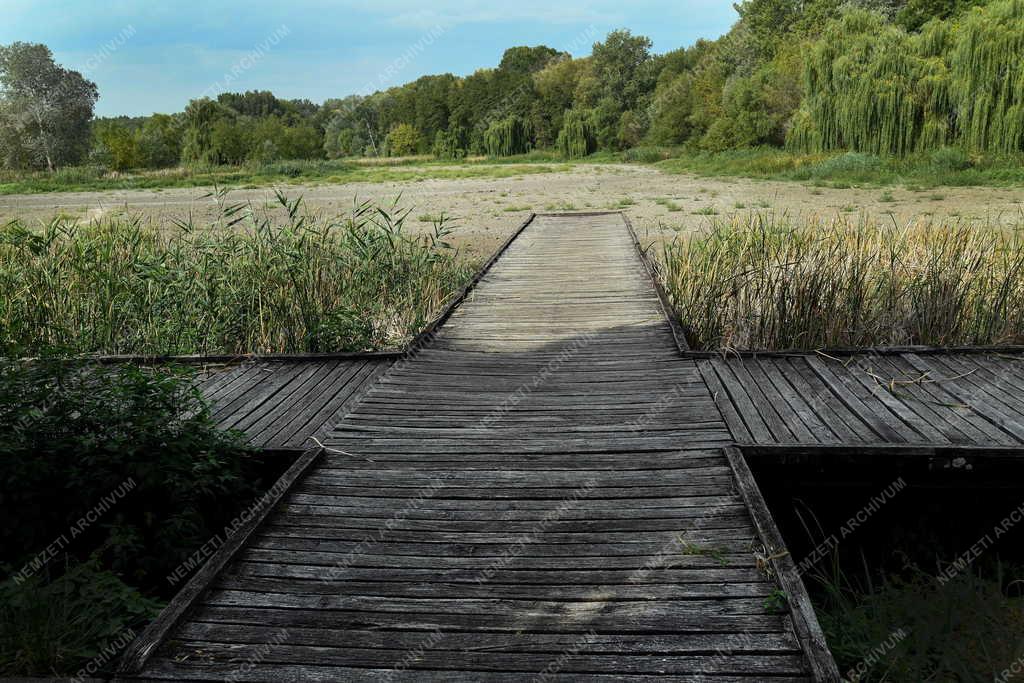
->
[646, 72, 695, 144]
[181, 98, 230, 165]
[209, 118, 247, 164]
[385, 122, 420, 156]
[92, 119, 140, 170]
[589, 30, 655, 113]
[484, 116, 530, 156]
[433, 128, 466, 159]
[0, 42, 98, 170]
[897, 0, 985, 30]
[556, 108, 596, 158]
[532, 56, 585, 147]
[137, 114, 182, 168]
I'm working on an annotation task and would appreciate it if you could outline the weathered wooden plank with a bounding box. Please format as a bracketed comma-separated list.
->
[805, 356, 906, 442]
[174, 623, 800, 654]
[164, 641, 809, 675]
[756, 358, 834, 443]
[136, 660, 812, 682]
[723, 446, 839, 681]
[781, 357, 868, 443]
[708, 358, 775, 443]
[131, 212, 821, 681]
[230, 562, 767, 582]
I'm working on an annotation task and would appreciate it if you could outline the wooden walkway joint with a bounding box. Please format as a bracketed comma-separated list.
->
[120, 212, 839, 681]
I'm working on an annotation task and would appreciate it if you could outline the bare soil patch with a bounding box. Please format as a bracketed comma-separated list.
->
[2, 164, 1020, 260]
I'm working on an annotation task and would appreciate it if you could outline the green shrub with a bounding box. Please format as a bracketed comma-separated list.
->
[807, 152, 884, 179]
[621, 146, 677, 163]
[385, 123, 421, 157]
[0, 358, 257, 589]
[0, 559, 161, 676]
[929, 145, 972, 172]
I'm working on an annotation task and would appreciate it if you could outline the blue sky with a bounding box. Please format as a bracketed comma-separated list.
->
[0, 1, 738, 117]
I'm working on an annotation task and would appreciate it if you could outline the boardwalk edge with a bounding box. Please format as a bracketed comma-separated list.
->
[724, 445, 841, 682]
[115, 446, 325, 677]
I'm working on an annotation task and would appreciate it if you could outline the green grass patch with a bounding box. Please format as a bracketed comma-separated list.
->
[608, 197, 636, 209]
[0, 158, 571, 195]
[654, 147, 1024, 188]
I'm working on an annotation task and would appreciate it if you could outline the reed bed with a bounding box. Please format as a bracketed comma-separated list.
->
[0, 191, 475, 356]
[660, 213, 1024, 351]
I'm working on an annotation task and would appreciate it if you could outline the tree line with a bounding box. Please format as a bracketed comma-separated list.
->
[1, 0, 1021, 172]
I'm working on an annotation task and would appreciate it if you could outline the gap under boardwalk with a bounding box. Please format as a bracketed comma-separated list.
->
[127, 213, 822, 681]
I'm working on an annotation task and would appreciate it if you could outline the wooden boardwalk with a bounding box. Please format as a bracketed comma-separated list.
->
[121, 212, 836, 681]
[196, 358, 392, 450]
[702, 351, 1024, 449]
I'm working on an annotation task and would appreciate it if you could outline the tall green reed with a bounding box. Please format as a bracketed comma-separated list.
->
[0, 190, 474, 355]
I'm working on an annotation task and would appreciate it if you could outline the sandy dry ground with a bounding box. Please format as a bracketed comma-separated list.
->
[2, 164, 1021, 259]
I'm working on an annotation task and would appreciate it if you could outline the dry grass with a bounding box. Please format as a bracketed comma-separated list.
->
[659, 213, 1024, 350]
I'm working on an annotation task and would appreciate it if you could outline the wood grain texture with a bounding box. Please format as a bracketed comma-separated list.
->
[706, 352, 1024, 450]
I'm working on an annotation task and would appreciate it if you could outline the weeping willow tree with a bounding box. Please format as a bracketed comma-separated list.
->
[555, 109, 596, 158]
[790, 0, 1024, 156]
[950, 0, 1024, 152]
[788, 10, 954, 156]
[432, 128, 466, 159]
[483, 116, 531, 157]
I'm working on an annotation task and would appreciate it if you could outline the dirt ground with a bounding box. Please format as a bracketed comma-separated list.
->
[2, 164, 1021, 260]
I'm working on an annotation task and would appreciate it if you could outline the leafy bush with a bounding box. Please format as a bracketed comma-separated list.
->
[929, 145, 972, 172]
[0, 560, 162, 676]
[385, 123, 421, 156]
[0, 357, 257, 588]
[807, 152, 885, 179]
[621, 146, 676, 163]
[0, 356, 266, 676]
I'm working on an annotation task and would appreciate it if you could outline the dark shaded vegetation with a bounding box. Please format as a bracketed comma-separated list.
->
[0, 357, 265, 676]
[754, 458, 1024, 681]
